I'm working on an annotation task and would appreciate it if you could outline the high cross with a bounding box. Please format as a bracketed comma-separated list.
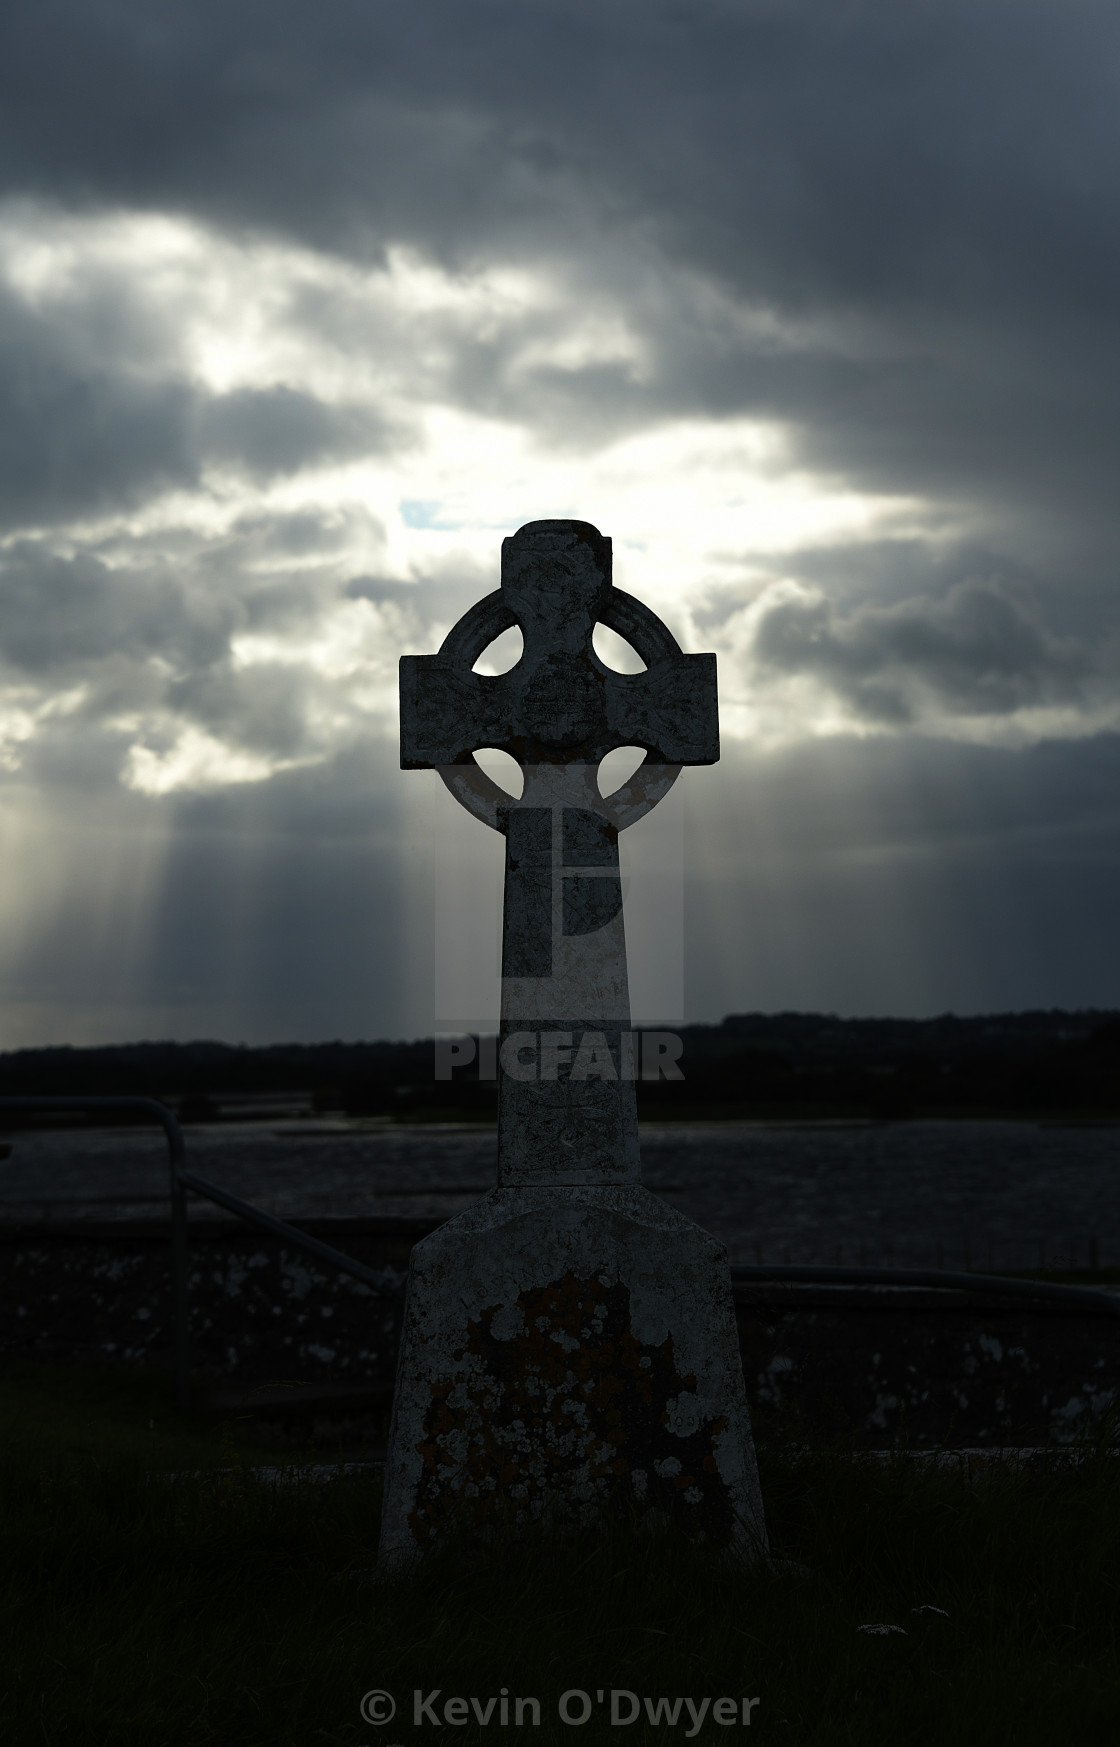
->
[399, 519, 718, 1184]
[384, 522, 766, 1571]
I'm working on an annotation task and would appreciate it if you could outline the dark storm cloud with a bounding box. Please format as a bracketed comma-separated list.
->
[3, 1, 1111, 293]
[707, 729, 1120, 880]
[750, 577, 1095, 724]
[0, 280, 196, 525]
[0, 544, 233, 673]
[695, 537, 1035, 632]
[0, 278, 394, 531]
[0, 512, 493, 788]
[1, 4, 1113, 302]
[200, 385, 390, 481]
[0, 528, 343, 694]
[161, 661, 321, 759]
[0, 4, 1109, 316]
[2, 2, 1119, 546]
[343, 562, 492, 634]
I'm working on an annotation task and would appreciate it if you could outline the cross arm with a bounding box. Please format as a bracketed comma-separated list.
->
[401, 651, 718, 768]
[400, 656, 514, 768]
[602, 654, 719, 765]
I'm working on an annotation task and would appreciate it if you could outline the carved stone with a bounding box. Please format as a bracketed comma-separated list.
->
[380, 520, 767, 1565]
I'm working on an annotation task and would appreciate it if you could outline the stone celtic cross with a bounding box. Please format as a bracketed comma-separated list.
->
[381, 518, 766, 1569]
[400, 518, 718, 1184]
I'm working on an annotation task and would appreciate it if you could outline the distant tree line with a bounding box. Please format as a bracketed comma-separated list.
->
[1, 1011, 1118, 1123]
[636, 1011, 1120, 1120]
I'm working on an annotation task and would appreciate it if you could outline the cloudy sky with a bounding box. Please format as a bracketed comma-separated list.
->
[0, 0, 1118, 1046]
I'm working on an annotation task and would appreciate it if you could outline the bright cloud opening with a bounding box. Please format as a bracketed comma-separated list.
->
[0, 196, 1091, 798]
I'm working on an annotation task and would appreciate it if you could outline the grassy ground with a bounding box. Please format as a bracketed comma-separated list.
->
[2, 1363, 1119, 1746]
[0, 1357, 329, 1470]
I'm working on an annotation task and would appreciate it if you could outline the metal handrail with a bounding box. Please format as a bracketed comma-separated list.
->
[177, 1169, 404, 1298]
[174, 1170, 404, 1413]
[730, 1262, 1120, 1316]
[0, 1096, 402, 1410]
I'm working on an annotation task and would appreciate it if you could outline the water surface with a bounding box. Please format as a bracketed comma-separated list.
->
[3, 1118, 1117, 1272]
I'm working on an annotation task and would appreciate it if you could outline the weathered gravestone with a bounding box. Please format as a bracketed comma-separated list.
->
[378, 519, 767, 1565]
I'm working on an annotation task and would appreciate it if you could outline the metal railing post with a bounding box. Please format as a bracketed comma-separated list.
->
[166, 1114, 191, 1410]
[0, 1096, 193, 1405]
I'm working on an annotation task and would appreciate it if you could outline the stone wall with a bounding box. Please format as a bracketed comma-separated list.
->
[735, 1283, 1120, 1447]
[1, 1215, 416, 1386]
[3, 1216, 1117, 1446]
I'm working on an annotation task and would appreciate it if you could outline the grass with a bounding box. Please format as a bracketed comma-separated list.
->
[3, 1364, 1120, 1746]
[0, 1357, 329, 1471]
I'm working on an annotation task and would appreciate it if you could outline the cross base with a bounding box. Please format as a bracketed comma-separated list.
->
[377, 1187, 769, 1567]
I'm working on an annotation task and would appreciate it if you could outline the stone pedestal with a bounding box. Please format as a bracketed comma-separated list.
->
[377, 1186, 767, 1566]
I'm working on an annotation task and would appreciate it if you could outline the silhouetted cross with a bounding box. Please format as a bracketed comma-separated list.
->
[400, 518, 719, 1184]
[401, 518, 716, 804]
